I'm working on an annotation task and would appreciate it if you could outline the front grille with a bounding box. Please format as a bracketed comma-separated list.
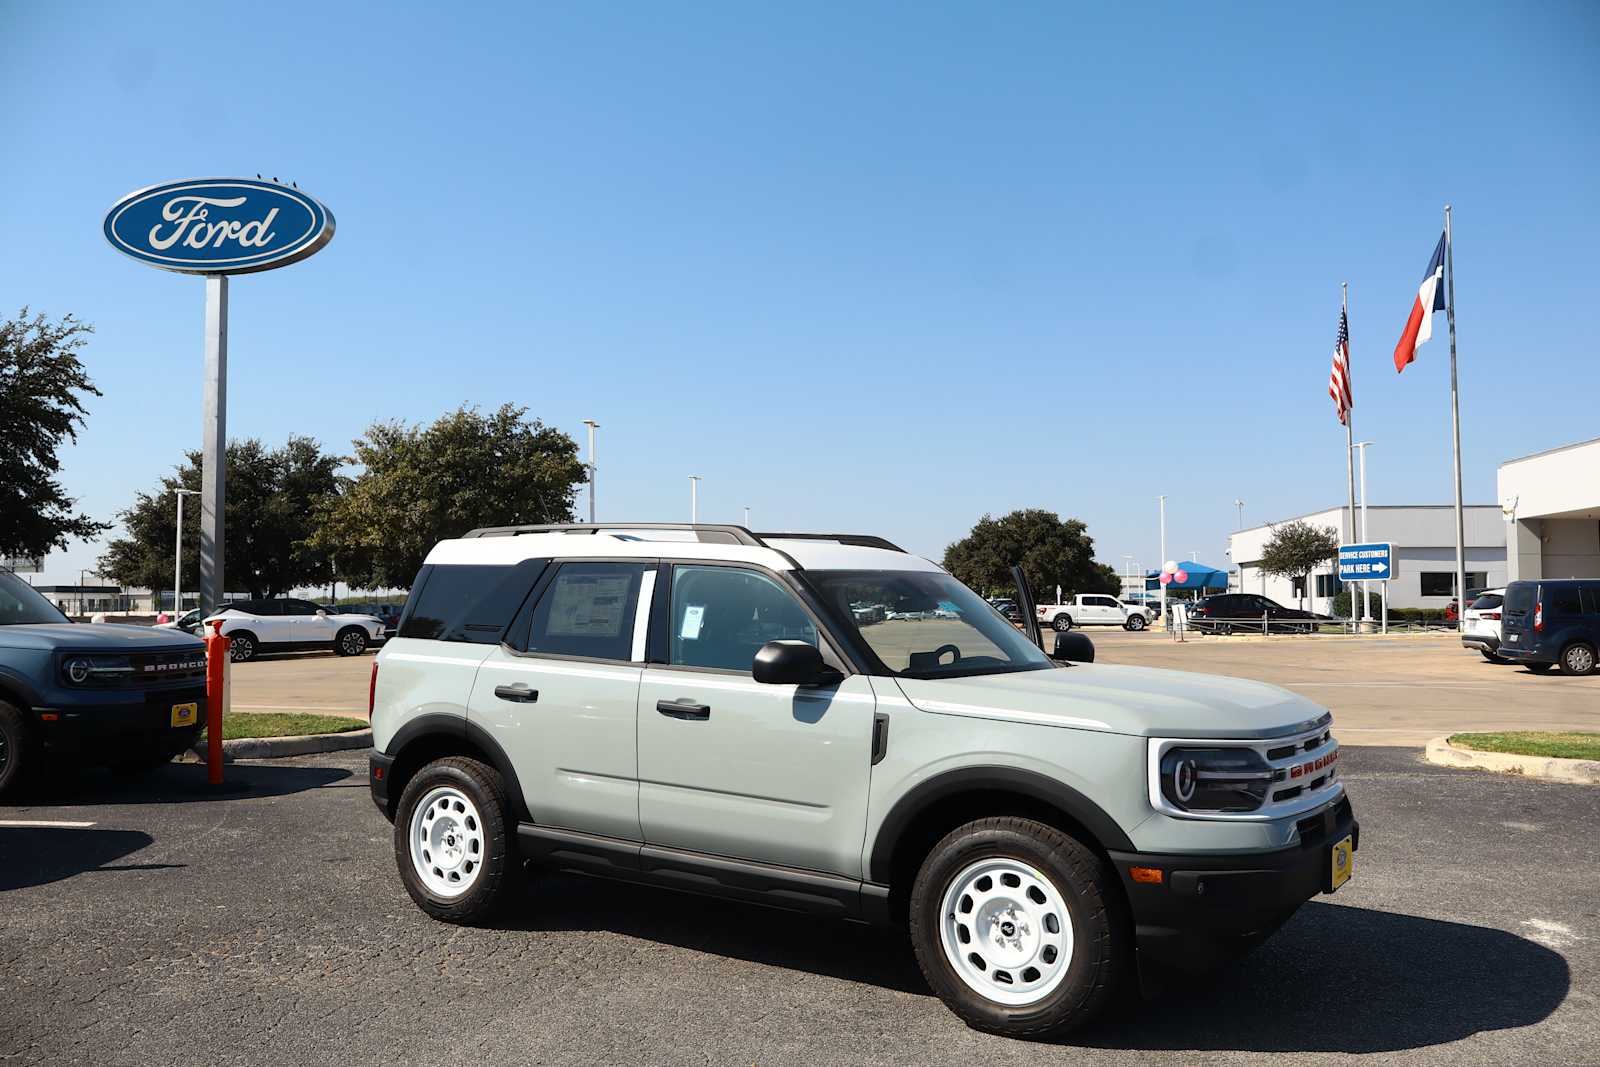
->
[64, 649, 209, 689]
[130, 651, 208, 687]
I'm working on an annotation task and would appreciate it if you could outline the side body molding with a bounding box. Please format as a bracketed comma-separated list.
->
[866, 765, 1137, 884]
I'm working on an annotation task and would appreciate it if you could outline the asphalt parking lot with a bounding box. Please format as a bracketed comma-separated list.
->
[2, 746, 1596, 1066]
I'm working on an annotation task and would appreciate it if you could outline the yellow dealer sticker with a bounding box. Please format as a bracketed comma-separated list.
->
[1330, 834, 1354, 890]
[170, 702, 198, 728]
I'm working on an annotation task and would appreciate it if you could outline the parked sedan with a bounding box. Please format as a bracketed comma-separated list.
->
[1460, 588, 1507, 662]
[201, 599, 387, 662]
[1187, 593, 1332, 634]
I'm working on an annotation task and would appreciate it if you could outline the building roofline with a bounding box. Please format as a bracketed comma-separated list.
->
[1230, 504, 1500, 537]
[1498, 435, 1600, 468]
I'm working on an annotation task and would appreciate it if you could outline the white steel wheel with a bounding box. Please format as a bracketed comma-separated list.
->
[939, 856, 1074, 1007]
[409, 786, 486, 898]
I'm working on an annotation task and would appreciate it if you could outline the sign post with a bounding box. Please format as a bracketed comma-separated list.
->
[1337, 542, 1394, 635]
[104, 178, 334, 613]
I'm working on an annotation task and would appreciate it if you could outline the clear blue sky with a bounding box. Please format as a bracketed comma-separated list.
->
[4, 1, 1596, 586]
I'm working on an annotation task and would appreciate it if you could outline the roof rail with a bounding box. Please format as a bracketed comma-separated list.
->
[755, 532, 906, 553]
[461, 523, 764, 546]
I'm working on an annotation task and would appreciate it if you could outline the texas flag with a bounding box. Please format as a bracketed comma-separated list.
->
[1394, 233, 1446, 372]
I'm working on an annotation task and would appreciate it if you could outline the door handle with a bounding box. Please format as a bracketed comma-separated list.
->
[656, 698, 710, 721]
[494, 683, 539, 703]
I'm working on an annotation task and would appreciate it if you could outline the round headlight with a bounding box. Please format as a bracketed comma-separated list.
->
[65, 657, 91, 683]
[1172, 758, 1198, 803]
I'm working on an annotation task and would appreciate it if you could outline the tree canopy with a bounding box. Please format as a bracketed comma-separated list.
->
[310, 404, 585, 589]
[98, 437, 341, 600]
[1258, 519, 1341, 608]
[0, 309, 110, 560]
[942, 509, 1121, 601]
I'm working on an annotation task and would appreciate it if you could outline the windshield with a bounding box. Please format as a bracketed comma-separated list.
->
[0, 572, 70, 625]
[808, 570, 1052, 678]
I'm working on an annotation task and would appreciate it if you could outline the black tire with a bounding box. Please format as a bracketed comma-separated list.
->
[0, 700, 36, 800]
[1526, 662, 1554, 674]
[1123, 615, 1146, 632]
[1479, 649, 1504, 663]
[335, 626, 369, 657]
[228, 631, 258, 662]
[909, 816, 1127, 1039]
[394, 756, 518, 924]
[1560, 642, 1596, 677]
[1051, 614, 1074, 633]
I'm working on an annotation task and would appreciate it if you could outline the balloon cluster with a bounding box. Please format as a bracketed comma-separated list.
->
[1159, 560, 1190, 586]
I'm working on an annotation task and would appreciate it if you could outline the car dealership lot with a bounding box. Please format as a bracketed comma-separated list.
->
[2, 746, 1595, 1066]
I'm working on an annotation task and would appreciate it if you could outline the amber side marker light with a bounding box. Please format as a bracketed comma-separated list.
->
[39, 712, 60, 721]
[1129, 867, 1164, 885]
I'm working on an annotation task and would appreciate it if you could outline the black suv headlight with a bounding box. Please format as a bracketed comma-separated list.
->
[59, 653, 134, 687]
[1157, 746, 1274, 813]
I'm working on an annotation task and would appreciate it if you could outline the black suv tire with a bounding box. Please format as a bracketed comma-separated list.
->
[1561, 641, 1596, 677]
[0, 700, 36, 800]
[394, 756, 519, 924]
[335, 627, 368, 657]
[908, 816, 1127, 1039]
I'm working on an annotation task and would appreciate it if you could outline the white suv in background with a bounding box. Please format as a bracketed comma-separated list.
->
[1460, 587, 1507, 663]
[202, 598, 386, 661]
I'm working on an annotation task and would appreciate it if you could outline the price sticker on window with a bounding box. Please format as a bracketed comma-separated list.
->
[680, 605, 705, 640]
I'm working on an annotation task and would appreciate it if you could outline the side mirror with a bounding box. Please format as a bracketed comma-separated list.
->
[1050, 632, 1095, 664]
[753, 640, 843, 687]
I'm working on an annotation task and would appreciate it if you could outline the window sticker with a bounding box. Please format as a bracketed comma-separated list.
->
[545, 574, 633, 637]
[680, 604, 705, 640]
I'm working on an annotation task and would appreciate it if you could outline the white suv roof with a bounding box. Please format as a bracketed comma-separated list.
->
[422, 524, 944, 575]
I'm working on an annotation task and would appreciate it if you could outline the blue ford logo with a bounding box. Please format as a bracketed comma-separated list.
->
[104, 178, 334, 274]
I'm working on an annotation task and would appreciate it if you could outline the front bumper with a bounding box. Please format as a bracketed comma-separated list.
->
[33, 685, 208, 757]
[1110, 795, 1358, 975]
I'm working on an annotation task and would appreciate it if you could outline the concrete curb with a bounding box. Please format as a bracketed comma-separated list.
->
[181, 728, 372, 763]
[1424, 735, 1600, 785]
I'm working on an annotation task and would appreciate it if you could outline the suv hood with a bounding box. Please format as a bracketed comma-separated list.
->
[0, 623, 206, 652]
[893, 663, 1330, 739]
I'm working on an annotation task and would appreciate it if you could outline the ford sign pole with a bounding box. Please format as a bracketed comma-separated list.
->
[104, 177, 334, 628]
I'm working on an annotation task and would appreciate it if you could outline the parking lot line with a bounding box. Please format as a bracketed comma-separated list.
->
[0, 819, 97, 828]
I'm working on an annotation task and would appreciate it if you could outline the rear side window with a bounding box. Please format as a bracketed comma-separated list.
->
[400, 561, 547, 643]
[523, 562, 650, 661]
[1547, 585, 1583, 617]
[1585, 586, 1600, 615]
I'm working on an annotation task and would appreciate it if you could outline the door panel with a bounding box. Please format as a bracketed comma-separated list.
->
[637, 668, 877, 877]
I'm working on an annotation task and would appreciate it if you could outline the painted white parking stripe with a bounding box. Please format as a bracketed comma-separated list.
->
[0, 819, 97, 828]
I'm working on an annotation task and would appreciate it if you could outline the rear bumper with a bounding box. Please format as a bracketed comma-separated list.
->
[1497, 641, 1555, 664]
[1461, 634, 1499, 652]
[1110, 795, 1358, 975]
[369, 749, 396, 819]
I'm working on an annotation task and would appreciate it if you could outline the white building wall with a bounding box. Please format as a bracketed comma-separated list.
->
[1230, 505, 1506, 614]
[1498, 437, 1600, 582]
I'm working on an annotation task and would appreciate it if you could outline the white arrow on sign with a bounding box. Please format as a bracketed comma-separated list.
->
[1370, 562, 1388, 576]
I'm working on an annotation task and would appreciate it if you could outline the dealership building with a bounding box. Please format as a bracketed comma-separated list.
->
[1500, 436, 1600, 582]
[1229, 505, 1507, 614]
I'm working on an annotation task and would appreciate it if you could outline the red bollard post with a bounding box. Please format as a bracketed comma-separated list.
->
[204, 619, 231, 785]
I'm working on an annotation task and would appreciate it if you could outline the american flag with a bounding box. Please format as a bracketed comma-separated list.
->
[1328, 307, 1353, 425]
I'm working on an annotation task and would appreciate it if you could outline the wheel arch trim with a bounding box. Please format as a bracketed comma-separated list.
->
[866, 765, 1135, 884]
[383, 712, 530, 822]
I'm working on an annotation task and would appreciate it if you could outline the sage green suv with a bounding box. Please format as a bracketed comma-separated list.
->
[367, 524, 1358, 1038]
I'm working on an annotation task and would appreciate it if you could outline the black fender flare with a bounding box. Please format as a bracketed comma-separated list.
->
[384, 712, 530, 822]
[0, 667, 44, 710]
[866, 765, 1135, 884]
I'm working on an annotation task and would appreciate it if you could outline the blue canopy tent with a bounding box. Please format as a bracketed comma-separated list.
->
[1145, 562, 1230, 593]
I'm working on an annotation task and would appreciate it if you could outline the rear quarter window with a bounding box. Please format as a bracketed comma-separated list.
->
[398, 560, 548, 643]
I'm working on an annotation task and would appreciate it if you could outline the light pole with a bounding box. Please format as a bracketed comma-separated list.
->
[1353, 440, 1373, 626]
[174, 488, 199, 616]
[581, 420, 599, 523]
[689, 475, 701, 523]
[743, 505, 751, 528]
[1234, 498, 1244, 529]
[1158, 495, 1168, 629]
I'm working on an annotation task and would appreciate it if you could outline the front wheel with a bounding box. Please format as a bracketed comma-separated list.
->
[1561, 642, 1596, 676]
[228, 631, 257, 662]
[395, 756, 518, 923]
[1051, 615, 1074, 633]
[336, 627, 369, 656]
[1124, 614, 1146, 631]
[0, 701, 36, 800]
[909, 816, 1126, 1039]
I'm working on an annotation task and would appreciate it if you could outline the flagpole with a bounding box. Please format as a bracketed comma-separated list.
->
[1343, 281, 1359, 624]
[1445, 204, 1467, 626]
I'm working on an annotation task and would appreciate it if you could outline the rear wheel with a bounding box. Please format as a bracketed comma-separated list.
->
[0, 701, 36, 800]
[909, 816, 1126, 1039]
[395, 756, 518, 923]
[1052, 614, 1074, 633]
[1561, 642, 1596, 677]
[1479, 649, 1506, 663]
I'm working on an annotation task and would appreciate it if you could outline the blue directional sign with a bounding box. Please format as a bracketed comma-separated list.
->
[1338, 542, 1394, 582]
[104, 178, 334, 275]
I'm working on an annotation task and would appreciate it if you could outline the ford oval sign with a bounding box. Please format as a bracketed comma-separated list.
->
[104, 178, 334, 275]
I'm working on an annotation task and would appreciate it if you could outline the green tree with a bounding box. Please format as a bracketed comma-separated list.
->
[0, 309, 110, 559]
[311, 405, 585, 589]
[98, 437, 341, 601]
[1258, 519, 1341, 610]
[942, 509, 1120, 602]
